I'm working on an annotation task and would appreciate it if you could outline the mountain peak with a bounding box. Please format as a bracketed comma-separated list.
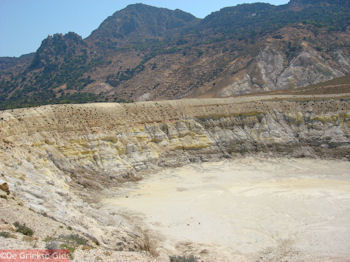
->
[29, 32, 86, 69]
[123, 3, 157, 10]
[87, 4, 198, 43]
[36, 32, 85, 55]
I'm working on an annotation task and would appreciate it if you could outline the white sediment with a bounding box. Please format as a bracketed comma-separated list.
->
[101, 157, 350, 261]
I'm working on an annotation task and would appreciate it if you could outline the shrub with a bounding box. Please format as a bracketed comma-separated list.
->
[0, 231, 12, 238]
[13, 222, 34, 236]
[169, 255, 198, 262]
[45, 234, 89, 259]
[61, 234, 88, 246]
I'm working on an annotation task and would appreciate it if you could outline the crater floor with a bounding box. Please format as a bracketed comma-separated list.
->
[101, 157, 350, 261]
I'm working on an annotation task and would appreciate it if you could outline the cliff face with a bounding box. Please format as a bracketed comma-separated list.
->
[0, 95, 349, 252]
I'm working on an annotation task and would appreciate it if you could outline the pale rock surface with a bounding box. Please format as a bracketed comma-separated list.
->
[0, 94, 349, 261]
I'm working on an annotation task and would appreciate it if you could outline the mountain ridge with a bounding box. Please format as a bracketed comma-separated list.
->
[0, 0, 350, 109]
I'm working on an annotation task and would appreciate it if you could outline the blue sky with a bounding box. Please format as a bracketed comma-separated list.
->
[0, 0, 288, 57]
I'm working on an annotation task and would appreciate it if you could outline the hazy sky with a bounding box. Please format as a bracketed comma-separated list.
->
[0, 0, 289, 57]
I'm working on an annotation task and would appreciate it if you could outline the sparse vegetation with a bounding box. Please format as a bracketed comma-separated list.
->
[0, 0, 349, 109]
[0, 231, 15, 238]
[140, 231, 158, 257]
[169, 255, 198, 262]
[62, 234, 88, 246]
[44, 236, 54, 243]
[45, 234, 89, 259]
[200, 1, 350, 42]
[13, 222, 34, 236]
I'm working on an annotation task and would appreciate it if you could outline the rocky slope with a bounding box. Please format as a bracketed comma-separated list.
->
[0, 94, 349, 260]
[1, 0, 350, 108]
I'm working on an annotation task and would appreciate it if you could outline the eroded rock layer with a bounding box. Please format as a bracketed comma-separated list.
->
[0, 95, 349, 256]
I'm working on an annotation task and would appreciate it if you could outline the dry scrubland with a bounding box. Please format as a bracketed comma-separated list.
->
[0, 93, 350, 261]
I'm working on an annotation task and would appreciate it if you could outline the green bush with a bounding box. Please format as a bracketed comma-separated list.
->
[169, 255, 198, 262]
[61, 234, 88, 246]
[0, 231, 12, 238]
[50, 234, 89, 259]
[13, 222, 34, 236]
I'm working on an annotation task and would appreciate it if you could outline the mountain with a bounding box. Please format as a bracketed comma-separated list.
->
[0, 54, 34, 71]
[87, 4, 199, 44]
[199, 0, 350, 38]
[0, 0, 350, 109]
